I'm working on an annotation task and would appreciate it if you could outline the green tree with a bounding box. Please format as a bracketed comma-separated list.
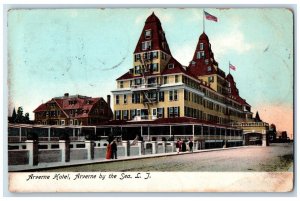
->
[24, 113, 30, 123]
[11, 107, 17, 123]
[15, 107, 24, 123]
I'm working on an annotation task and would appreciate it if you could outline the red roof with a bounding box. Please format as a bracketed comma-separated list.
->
[134, 12, 172, 55]
[188, 32, 225, 78]
[33, 95, 101, 114]
[226, 73, 250, 106]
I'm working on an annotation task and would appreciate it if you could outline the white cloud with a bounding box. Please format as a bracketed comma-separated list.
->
[172, 41, 195, 66]
[212, 30, 254, 57]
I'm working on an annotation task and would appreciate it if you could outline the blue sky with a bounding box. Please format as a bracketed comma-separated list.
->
[7, 8, 293, 135]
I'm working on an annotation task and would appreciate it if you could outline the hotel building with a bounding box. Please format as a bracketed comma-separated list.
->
[112, 12, 253, 126]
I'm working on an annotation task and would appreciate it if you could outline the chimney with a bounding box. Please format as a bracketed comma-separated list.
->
[107, 95, 111, 108]
[64, 93, 69, 97]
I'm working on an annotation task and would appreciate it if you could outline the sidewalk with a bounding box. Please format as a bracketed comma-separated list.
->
[8, 146, 251, 172]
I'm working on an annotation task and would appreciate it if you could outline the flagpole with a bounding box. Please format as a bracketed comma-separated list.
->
[203, 9, 205, 33]
[229, 61, 230, 74]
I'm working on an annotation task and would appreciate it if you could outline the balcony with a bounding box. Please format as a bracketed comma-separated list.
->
[131, 83, 160, 91]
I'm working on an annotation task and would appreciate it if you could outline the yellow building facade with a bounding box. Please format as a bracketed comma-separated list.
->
[112, 13, 253, 126]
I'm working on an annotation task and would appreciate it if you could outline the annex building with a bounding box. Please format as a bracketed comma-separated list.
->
[33, 93, 113, 126]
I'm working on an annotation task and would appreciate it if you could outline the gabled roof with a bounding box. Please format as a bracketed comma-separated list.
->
[134, 12, 172, 55]
[33, 95, 102, 115]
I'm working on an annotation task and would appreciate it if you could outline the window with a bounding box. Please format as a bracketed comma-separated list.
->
[168, 63, 174, 69]
[123, 110, 128, 120]
[134, 54, 140, 62]
[174, 107, 179, 117]
[169, 90, 173, 101]
[61, 120, 65, 126]
[116, 95, 119, 104]
[152, 51, 158, 58]
[163, 76, 167, 84]
[207, 66, 212, 72]
[168, 107, 180, 118]
[200, 43, 204, 50]
[120, 81, 123, 88]
[124, 95, 127, 104]
[70, 120, 73, 125]
[115, 110, 121, 120]
[135, 66, 141, 74]
[157, 108, 164, 118]
[132, 93, 140, 103]
[174, 90, 178, 101]
[175, 75, 179, 83]
[169, 90, 178, 101]
[142, 41, 152, 50]
[208, 76, 214, 82]
[130, 109, 136, 119]
[200, 51, 205, 58]
[134, 78, 142, 85]
[159, 91, 164, 101]
[145, 29, 151, 39]
[197, 51, 205, 59]
[151, 63, 158, 72]
[152, 108, 157, 116]
[205, 59, 209, 64]
[184, 90, 188, 100]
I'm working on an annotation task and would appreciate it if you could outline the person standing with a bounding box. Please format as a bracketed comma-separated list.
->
[181, 140, 186, 152]
[111, 140, 118, 159]
[106, 143, 112, 159]
[188, 138, 193, 152]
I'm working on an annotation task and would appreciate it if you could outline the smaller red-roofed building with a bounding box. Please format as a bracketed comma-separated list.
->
[33, 93, 113, 126]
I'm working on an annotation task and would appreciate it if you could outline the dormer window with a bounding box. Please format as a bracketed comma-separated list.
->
[168, 63, 174, 69]
[197, 51, 202, 59]
[207, 66, 212, 72]
[142, 41, 152, 51]
[200, 43, 204, 50]
[200, 51, 205, 58]
[145, 29, 152, 39]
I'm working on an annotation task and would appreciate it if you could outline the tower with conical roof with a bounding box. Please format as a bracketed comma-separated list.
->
[188, 32, 227, 95]
[133, 12, 172, 76]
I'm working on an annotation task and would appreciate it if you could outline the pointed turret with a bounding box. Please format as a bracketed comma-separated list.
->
[254, 111, 262, 122]
[134, 12, 172, 55]
[188, 32, 222, 77]
[226, 73, 239, 97]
